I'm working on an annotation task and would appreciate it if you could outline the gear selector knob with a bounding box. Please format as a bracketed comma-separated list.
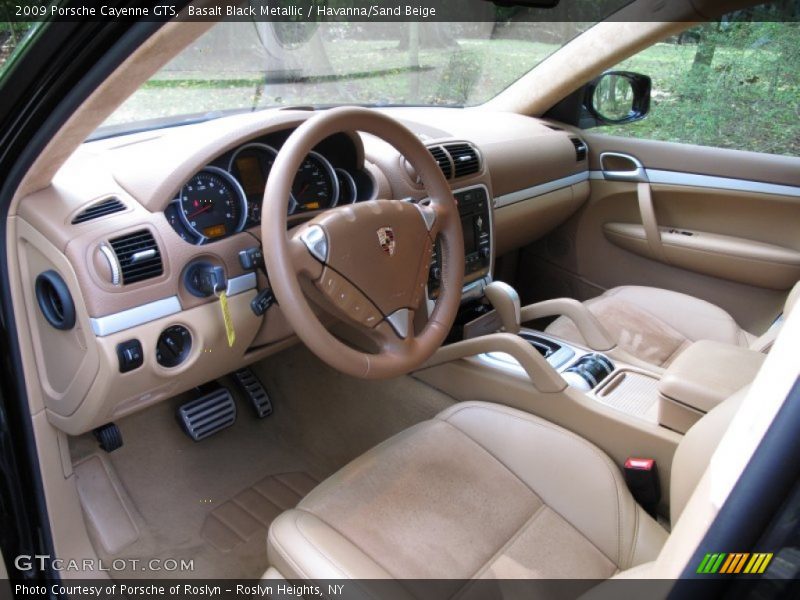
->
[484, 281, 521, 334]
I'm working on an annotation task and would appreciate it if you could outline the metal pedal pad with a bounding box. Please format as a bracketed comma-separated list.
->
[177, 387, 236, 441]
[232, 368, 273, 418]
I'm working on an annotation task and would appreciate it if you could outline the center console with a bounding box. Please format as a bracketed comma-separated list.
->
[427, 185, 492, 300]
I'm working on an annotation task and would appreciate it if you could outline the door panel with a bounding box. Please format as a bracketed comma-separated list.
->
[518, 136, 800, 334]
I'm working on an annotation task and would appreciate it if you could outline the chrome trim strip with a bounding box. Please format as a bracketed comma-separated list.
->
[589, 169, 800, 197]
[494, 171, 589, 208]
[299, 225, 329, 263]
[226, 272, 257, 297]
[646, 169, 800, 197]
[386, 308, 411, 339]
[91, 296, 182, 337]
[98, 243, 120, 286]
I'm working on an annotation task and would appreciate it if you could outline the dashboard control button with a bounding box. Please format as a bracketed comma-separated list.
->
[320, 268, 381, 327]
[117, 339, 143, 373]
[251, 288, 276, 317]
[239, 247, 264, 271]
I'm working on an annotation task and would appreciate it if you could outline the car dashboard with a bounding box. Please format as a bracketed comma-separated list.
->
[13, 106, 590, 435]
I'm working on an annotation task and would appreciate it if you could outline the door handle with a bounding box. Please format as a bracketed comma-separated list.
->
[598, 152, 668, 262]
[600, 152, 649, 183]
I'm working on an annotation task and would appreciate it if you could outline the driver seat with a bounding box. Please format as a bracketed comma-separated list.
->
[267, 394, 740, 583]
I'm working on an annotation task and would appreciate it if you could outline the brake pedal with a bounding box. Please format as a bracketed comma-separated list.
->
[233, 368, 273, 418]
[177, 386, 236, 441]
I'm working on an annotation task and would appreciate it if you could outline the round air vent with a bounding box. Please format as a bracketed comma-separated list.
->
[35, 270, 76, 330]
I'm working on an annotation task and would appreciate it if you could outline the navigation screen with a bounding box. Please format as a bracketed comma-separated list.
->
[461, 216, 477, 254]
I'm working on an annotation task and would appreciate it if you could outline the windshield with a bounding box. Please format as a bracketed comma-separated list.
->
[99, 21, 591, 134]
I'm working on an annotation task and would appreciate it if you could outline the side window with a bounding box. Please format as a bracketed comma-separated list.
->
[0, 21, 39, 77]
[596, 19, 799, 157]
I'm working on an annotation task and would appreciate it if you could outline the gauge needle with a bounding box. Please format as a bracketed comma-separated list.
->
[188, 204, 212, 219]
[298, 184, 309, 199]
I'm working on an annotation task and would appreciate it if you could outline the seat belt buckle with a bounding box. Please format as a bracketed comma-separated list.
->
[624, 457, 660, 517]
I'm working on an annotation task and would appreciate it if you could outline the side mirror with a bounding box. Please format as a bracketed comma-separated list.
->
[581, 71, 651, 128]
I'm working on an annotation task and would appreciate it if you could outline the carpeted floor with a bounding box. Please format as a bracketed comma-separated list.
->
[69, 344, 455, 579]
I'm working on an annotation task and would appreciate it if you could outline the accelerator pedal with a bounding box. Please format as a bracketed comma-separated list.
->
[232, 368, 273, 418]
[177, 386, 236, 441]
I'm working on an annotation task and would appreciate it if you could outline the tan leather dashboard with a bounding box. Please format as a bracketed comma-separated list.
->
[13, 106, 589, 434]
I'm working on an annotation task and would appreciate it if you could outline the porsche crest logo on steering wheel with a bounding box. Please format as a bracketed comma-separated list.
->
[377, 226, 396, 256]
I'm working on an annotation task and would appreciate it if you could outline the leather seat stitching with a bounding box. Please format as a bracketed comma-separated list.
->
[438, 407, 623, 565]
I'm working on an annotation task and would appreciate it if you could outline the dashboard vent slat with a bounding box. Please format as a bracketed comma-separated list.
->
[445, 143, 481, 179]
[108, 230, 163, 285]
[570, 137, 588, 162]
[428, 146, 452, 179]
[72, 197, 125, 224]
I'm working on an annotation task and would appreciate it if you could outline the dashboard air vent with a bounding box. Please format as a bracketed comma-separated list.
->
[109, 230, 163, 285]
[445, 143, 481, 178]
[570, 137, 588, 162]
[428, 146, 452, 179]
[71, 197, 125, 224]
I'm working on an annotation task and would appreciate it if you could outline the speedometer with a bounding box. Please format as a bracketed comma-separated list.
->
[290, 151, 339, 213]
[178, 167, 247, 241]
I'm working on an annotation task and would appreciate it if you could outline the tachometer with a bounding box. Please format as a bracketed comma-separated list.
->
[178, 166, 247, 241]
[291, 151, 339, 213]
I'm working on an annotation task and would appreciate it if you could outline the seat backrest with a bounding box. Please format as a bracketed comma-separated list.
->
[669, 386, 747, 524]
[751, 280, 800, 352]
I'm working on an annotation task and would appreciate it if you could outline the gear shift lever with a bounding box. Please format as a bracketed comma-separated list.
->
[484, 281, 521, 334]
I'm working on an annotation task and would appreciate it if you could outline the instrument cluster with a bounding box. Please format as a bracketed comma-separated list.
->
[165, 132, 374, 244]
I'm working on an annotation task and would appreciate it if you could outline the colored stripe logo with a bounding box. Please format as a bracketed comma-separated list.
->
[696, 553, 773, 574]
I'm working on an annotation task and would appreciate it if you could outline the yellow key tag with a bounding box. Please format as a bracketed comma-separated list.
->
[219, 291, 236, 348]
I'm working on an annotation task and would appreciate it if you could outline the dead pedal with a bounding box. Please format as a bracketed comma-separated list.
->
[232, 368, 273, 418]
[177, 385, 236, 441]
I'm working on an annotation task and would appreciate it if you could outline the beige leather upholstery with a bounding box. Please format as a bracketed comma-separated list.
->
[268, 402, 667, 584]
[670, 387, 746, 524]
[659, 340, 765, 413]
[545, 286, 757, 367]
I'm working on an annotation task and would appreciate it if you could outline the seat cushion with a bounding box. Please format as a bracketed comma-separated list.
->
[268, 402, 667, 587]
[545, 286, 753, 367]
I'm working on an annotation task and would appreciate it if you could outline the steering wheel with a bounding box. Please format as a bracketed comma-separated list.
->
[261, 107, 464, 379]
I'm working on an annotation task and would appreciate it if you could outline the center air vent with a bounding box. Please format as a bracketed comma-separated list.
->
[423, 142, 481, 182]
[570, 137, 588, 162]
[72, 197, 125, 224]
[445, 143, 481, 178]
[428, 146, 452, 179]
[108, 230, 163, 285]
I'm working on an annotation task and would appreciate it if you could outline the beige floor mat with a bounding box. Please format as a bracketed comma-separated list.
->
[201, 472, 317, 553]
[69, 344, 455, 579]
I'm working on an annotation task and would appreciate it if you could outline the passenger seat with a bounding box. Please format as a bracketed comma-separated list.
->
[545, 282, 799, 368]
